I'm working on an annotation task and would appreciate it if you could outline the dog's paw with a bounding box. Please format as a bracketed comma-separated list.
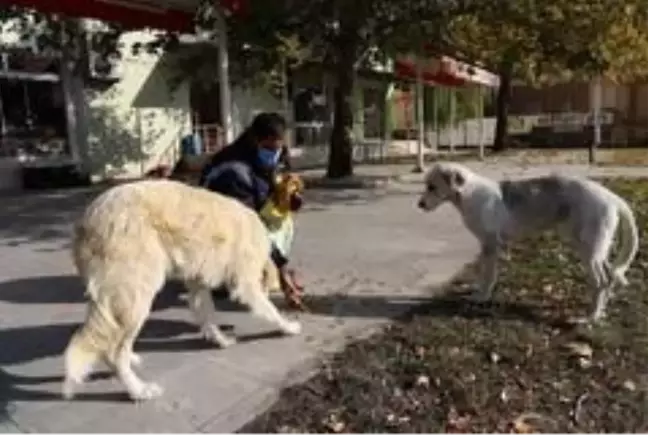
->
[62, 378, 78, 400]
[216, 335, 237, 349]
[201, 325, 236, 348]
[281, 320, 302, 336]
[129, 382, 164, 401]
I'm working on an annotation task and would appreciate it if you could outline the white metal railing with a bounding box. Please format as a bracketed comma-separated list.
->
[193, 123, 225, 154]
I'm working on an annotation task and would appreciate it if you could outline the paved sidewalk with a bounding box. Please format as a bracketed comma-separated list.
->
[300, 160, 648, 187]
[1, 162, 646, 432]
[0, 178, 478, 433]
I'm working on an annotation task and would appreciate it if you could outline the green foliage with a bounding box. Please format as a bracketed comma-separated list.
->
[421, 86, 491, 130]
[0, 5, 124, 70]
[447, 0, 648, 84]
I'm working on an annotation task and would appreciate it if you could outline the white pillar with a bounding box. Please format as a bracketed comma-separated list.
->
[216, 10, 234, 144]
[449, 87, 456, 153]
[414, 54, 425, 172]
[433, 86, 439, 152]
[381, 81, 393, 162]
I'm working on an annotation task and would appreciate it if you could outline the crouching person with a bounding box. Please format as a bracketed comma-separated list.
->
[201, 112, 305, 308]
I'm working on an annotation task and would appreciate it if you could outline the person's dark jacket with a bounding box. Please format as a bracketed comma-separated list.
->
[200, 135, 289, 268]
[199, 131, 290, 186]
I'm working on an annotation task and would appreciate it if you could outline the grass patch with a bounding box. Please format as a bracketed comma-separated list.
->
[242, 177, 648, 433]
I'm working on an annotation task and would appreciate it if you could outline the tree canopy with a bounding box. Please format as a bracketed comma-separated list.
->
[0, 5, 124, 73]
[4, 0, 648, 171]
[444, 0, 648, 150]
[209, 0, 477, 177]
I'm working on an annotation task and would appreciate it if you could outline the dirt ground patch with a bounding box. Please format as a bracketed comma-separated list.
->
[478, 148, 648, 166]
[242, 178, 648, 433]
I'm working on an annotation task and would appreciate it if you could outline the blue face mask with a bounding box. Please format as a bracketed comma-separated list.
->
[257, 148, 281, 168]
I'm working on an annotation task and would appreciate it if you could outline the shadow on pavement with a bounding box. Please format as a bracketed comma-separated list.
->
[0, 276, 188, 311]
[0, 182, 414, 247]
[0, 188, 102, 247]
[0, 275, 85, 305]
[0, 300, 552, 409]
[0, 275, 548, 325]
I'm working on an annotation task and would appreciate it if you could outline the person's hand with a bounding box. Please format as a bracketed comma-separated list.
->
[279, 266, 308, 311]
[286, 268, 304, 293]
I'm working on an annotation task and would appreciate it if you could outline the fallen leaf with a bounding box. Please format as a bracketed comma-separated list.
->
[577, 357, 593, 369]
[445, 407, 471, 433]
[325, 420, 345, 433]
[323, 414, 346, 433]
[415, 375, 430, 387]
[511, 412, 554, 433]
[563, 341, 593, 358]
[623, 380, 637, 392]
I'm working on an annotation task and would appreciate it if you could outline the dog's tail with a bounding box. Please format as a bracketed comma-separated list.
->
[610, 200, 639, 287]
[63, 281, 121, 399]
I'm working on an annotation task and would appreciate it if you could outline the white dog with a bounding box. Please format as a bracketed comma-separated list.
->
[63, 179, 301, 401]
[417, 162, 639, 323]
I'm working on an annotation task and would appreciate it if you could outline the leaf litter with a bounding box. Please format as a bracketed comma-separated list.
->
[241, 178, 648, 433]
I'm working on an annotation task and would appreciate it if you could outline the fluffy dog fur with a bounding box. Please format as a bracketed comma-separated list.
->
[63, 179, 301, 401]
[417, 162, 639, 323]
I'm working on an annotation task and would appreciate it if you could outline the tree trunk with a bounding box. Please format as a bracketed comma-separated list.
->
[327, 43, 356, 179]
[493, 65, 513, 152]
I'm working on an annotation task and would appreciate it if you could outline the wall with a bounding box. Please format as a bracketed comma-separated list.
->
[510, 82, 591, 114]
[230, 86, 284, 137]
[81, 29, 192, 180]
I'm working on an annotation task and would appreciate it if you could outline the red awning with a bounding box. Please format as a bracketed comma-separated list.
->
[0, 0, 246, 32]
[394, 59, 467, 87]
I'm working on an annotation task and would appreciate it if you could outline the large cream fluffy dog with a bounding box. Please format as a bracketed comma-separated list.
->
[417, 162, 639, 324]
[63, 179, 301, 401]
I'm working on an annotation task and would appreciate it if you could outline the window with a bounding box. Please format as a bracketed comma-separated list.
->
[0, 49, 68, 159]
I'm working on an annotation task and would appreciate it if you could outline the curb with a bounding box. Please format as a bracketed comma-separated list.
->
[302, 173, 424, 190]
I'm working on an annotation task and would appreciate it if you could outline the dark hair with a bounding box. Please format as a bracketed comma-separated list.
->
[248, 112, 287, 141]
[201, 112, 289, 183]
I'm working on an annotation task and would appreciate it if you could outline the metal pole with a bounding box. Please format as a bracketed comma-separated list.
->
[435, 86, 440, 152]
[414, 53, 425, 172]
[215, 9, 234, 143]
[449, 87, 456, 154]
[478, 86, 485, 160]
[590, 75, 602, 164]
[462, 88, 468, 147]
[381, 81, 393, 162]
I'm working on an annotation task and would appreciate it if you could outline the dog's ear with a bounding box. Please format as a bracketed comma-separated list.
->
[286, 173, 304, 192]
[295, 176, 305, 192]
[454, 171, 465, 187]
[441, 169, 465, 191]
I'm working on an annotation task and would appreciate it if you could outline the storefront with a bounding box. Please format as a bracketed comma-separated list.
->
[0, 31, 72, 189]
[0, 0, 238, 190]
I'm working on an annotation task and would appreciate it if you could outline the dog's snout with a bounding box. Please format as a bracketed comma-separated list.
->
[417, 199, 426, 210]
[290, 194, 303, 212]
